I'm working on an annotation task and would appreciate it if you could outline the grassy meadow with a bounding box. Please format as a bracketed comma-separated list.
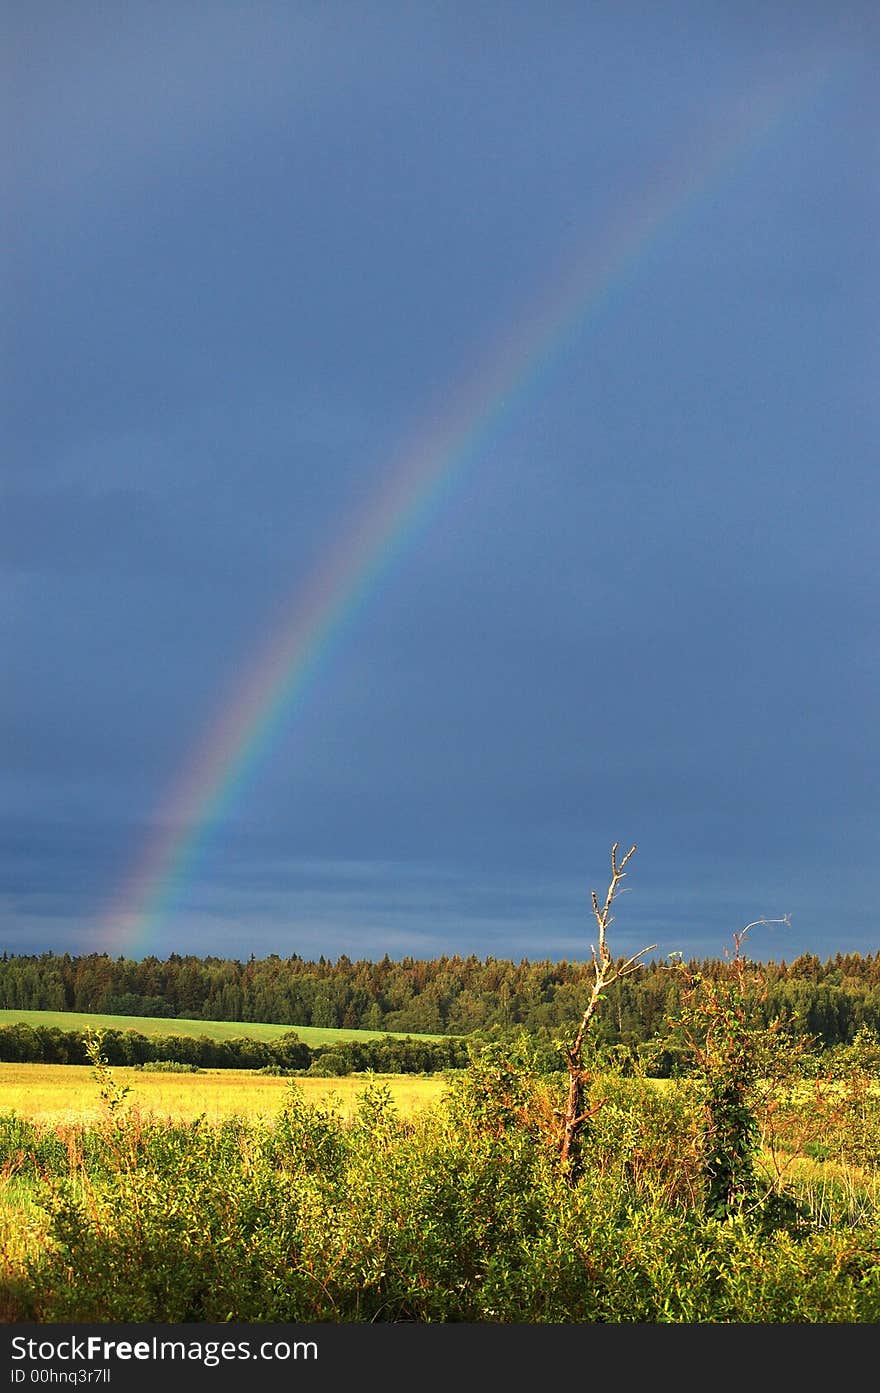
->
[0, 1062, 449, 1283]
[0, 1006, 443, 1048]
[3, 982, 880, 1322]
[0, 1061, 446, 1126]
[2, 1047, 880, 1323]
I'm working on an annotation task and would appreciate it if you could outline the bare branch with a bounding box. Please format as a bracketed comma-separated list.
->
[616, 945, 657, 977]
[559, 842, 654, 1180]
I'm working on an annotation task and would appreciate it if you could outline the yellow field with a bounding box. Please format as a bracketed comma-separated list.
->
[0, 1062, 447, 1125]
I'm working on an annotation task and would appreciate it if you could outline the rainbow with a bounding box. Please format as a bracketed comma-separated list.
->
[98, 61, 836, 953]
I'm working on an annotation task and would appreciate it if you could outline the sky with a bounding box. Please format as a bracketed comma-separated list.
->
[3, 2, 878, 967]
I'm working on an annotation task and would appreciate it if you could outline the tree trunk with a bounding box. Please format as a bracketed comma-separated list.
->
[559, 1057, 586, 1178]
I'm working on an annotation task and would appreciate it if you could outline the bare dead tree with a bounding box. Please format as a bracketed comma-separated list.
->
[558, 842, 656, 1181]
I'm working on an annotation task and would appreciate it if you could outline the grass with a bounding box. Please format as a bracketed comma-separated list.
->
[0, 1062, 447, 1125]
[3, 1060, 879, 1321]
[0, 1065, 450, 1276]
[0, 1007, 446, 1048]
[0, 1175, 51, 1270]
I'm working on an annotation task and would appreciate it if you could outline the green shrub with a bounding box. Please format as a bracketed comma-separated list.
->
[135, 1060, 203, 1073]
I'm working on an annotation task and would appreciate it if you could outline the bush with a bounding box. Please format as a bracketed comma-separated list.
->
[134, 1060, 203, 1073]
[14, 1091, 880, 1323]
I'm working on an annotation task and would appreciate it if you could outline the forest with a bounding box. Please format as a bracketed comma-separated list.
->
[2, 945, 880, 1048]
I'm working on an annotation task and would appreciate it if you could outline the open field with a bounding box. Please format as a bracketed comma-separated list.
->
[0, 1065, 449, 1272]
[0, 1062, 447, 1125]
[0, 1007, 445, 1048]
[3, 1056, 880, 1322]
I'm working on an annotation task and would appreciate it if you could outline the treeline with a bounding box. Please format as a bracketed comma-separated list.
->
[0, 1023, 470, 1074]
[3, 948, 880, 1047]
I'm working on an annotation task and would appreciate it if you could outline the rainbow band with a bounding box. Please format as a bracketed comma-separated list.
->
[99, 61, 836, 953]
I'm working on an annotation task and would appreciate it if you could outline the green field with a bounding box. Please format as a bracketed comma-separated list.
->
[0, 1007, 445, 1049]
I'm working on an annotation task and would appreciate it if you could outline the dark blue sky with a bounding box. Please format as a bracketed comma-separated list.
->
[3, 3, 878, 965]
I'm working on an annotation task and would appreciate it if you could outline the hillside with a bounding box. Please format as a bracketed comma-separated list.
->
[0, 1007, 444, 1049]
